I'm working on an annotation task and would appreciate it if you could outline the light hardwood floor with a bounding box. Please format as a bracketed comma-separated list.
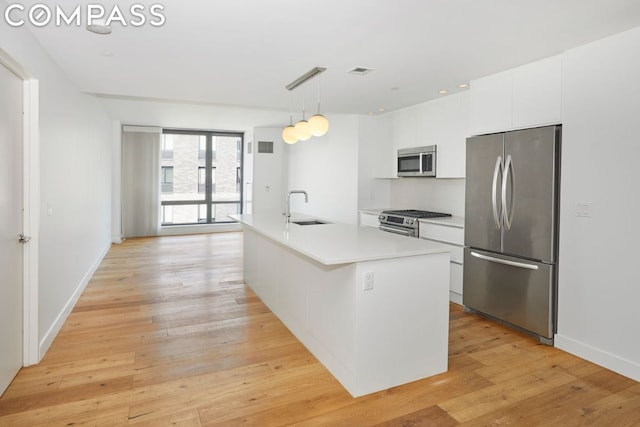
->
[1, 232, 639, 426]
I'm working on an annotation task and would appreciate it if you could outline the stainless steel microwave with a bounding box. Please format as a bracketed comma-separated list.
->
[397, 145, 436, 177]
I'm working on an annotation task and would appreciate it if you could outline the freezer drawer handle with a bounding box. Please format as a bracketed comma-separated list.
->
[491, 156, 503, 229]
[470, 251, 539, 270]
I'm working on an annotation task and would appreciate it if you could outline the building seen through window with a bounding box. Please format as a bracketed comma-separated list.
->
[160, 130, 243, 225]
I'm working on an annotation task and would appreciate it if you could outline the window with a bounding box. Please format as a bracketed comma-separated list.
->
[160, 130, 243, 225]
[198, 138, 206, 160]
[161, 166, 173, 193]
[161, 136, 174, 159]
[198, 167, 216, 193]
[162, 206, 173, 224]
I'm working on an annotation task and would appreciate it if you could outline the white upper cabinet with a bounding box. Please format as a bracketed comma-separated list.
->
[469, 70, 513, 134]
[379, 92, 469, 179]
[434, 92, 469, 178]
[470, 55, 562, 136]
[512, 55, 563, 129]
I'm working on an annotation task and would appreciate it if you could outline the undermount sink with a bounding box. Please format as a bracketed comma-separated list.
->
[292, 219, 329, 226]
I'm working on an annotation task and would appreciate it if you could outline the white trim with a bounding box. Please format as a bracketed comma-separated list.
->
[112, 120, 123, 244]
[0, 48, 40, 367]
[555, 334, 640, 382]
[22, 79, 40, 366]
[39, 241, 111, 357]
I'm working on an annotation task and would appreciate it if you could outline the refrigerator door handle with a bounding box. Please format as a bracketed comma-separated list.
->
[502, 155, 515, 230]
[491, 156, 503, 229]
[470, 251, 539, 270]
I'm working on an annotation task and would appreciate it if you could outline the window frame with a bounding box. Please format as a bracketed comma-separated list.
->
[160, 129, 243, 226]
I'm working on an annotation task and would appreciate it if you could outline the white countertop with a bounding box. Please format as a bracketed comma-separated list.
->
[230, 214, 450, 265]
[419, 215, 465, 228]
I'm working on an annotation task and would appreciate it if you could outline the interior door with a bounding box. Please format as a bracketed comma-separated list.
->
[464, 133, 504, 253]
[0, 63, 24, 395]
[502, 126, 559, 262]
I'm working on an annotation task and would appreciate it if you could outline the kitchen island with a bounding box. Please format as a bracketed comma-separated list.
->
[230, 214, 451, 397]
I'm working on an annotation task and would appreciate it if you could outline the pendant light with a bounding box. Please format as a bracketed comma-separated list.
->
[282, 67, 329, 143]
[282, 96, 298, 144]
[308, 75, 329, 137]
[294, 99, 312, 141]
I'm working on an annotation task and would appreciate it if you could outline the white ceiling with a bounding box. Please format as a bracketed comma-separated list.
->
[20, 0, 640, 115]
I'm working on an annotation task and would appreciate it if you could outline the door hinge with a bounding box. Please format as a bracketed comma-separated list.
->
[19, 234, 31, 244]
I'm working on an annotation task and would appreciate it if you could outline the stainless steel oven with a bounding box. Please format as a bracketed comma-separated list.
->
[378, 209, 451, 237]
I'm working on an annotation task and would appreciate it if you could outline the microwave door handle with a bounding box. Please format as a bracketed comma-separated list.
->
[502, 155, 515, 230]
[419, 153, 424, 173]
[491, 156, 503, 229]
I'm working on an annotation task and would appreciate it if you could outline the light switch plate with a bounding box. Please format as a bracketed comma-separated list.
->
[363, 272, 374, 291]
[575, 202, 592, 218]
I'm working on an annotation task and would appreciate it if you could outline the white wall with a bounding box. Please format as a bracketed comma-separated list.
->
[358, 116, 391, 210]
[252, 127, 286, 216]
[285, 115, 360, 224]
[389, 178, 465, 217]
[100, 97, 287, 144]
[0, 23, 113, 356]
[556, 27, 640, 381]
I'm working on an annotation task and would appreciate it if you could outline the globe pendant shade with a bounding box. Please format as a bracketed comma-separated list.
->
[294, 120, 312, 141]
[309, 114, 329, 137]
[282, 125, 298, 144]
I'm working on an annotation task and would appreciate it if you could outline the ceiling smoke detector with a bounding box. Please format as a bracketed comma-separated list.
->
[348, 67, 374, 75]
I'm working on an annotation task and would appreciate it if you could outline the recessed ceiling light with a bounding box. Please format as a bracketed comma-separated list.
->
[439, 90, 448, 95]
[367, 112, 374, 115]
[86, 19, 111, 35]
[378, 108, 385, 112]
[458, 83, 469, 89]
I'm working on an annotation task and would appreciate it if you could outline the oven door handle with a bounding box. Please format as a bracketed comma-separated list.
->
[378, 225, 415, 237]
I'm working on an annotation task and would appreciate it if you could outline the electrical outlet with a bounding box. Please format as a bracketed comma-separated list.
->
[363, 272, 374, 291]
[575, 202, 592, 218]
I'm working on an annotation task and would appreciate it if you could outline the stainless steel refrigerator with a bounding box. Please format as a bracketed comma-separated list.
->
[463, 125, 561, 344]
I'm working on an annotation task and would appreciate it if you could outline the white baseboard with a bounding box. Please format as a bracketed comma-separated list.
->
[449, 291, 462, 305]
[555, 334, 640, 382]
[39, 240, 111, 358]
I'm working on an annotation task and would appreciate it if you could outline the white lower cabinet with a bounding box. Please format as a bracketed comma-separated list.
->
[450, 262, 463, 305]
[359, 211, 381, 228]
[419, 220, 465, 304]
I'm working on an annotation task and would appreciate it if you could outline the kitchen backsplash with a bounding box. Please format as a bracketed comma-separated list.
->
[389, 178, 465, 217]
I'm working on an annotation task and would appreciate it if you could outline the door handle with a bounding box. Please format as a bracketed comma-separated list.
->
[491, 156, 503, 230]
[19, 234, 31, 244]
[502, 155, 515, 230]
[470, 251, 538, 270]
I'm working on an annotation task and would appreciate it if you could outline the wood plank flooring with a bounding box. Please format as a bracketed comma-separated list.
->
[1, 232, 639, 426]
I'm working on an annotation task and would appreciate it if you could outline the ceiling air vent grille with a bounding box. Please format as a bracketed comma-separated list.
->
[348, 67, 374, 75]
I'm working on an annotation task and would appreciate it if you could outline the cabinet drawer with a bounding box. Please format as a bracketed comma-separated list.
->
[419, 223, 464, 245]
[359, 212, 380, 228]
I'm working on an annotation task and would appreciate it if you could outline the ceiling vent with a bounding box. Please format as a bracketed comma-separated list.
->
[348, 67, 374, 75]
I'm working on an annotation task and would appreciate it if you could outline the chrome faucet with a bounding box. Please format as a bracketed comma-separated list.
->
[285, 190, 308, 223]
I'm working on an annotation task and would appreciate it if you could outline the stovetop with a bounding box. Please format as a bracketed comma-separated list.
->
[382, 209, 452, 219]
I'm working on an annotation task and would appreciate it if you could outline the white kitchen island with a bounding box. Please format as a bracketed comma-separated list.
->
[230, 214, 451, 397]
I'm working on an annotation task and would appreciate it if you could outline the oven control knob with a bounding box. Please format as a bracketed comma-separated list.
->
[407, 219, 414, 225]
[378, 214, 385, 221]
